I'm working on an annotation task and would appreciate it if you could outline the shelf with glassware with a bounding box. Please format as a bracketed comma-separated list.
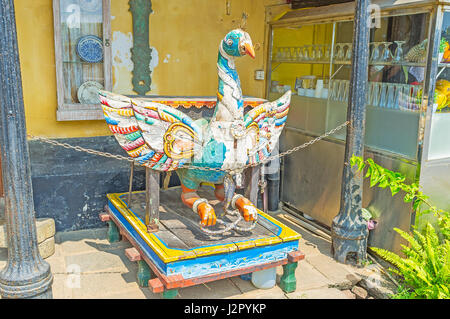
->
[271, 75, 425, 114]
[271, 40, 450, 113]
[271, 43, 450, 68]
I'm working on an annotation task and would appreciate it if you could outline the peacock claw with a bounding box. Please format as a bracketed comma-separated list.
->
[197, 201, 217, 227]
[233, 195, 257, 222]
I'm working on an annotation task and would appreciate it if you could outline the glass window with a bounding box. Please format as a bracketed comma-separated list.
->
[59, 0, 105, 105]
[269, 23, 334, 135]
[364, 13, 428, 159]
[326, 21, 353, 140]
[326, 14, 428, 159]
[427, 11, 450, 160]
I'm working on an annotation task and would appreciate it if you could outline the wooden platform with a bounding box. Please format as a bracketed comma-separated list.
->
[102, 186, 304, 295]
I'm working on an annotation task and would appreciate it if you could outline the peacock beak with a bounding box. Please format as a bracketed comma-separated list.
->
[244, 43, 255, 59]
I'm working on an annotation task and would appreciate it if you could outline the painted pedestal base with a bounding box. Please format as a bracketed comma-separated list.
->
[100, 189, 304, 298]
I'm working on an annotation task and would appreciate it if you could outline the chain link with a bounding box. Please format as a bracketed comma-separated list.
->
[27, 121, 349, 173]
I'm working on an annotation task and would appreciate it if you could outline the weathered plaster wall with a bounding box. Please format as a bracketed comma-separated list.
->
[14, 0, 286, 139]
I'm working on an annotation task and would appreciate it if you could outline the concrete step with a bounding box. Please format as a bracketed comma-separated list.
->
[0, 217, 56, 259]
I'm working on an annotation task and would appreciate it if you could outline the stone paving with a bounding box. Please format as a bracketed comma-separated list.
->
[0, 211, 397, 299]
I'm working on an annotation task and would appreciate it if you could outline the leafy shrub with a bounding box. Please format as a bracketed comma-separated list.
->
[371, 224, 449, 299]
[350, 155, 449, 299]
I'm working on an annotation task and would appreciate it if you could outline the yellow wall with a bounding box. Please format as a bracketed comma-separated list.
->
[15, 0, 277, 138]
[15, 0, 111, 138]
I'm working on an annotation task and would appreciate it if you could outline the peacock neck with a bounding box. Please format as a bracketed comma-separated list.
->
[212, 43, 244, 122]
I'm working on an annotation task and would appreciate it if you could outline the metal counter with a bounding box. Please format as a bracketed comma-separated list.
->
[275, 93, 418, 254]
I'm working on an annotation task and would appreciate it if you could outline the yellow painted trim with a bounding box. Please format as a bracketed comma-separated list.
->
[108, 193, 193, 263]
[273, 6, 317, 22]
[108, 192, 237, 261]
[107, 191, 300, 263]
[272, 9, 291, 22]
[258, 210, 302, 242]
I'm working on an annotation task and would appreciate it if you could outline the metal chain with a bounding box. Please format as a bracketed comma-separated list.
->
[28, 121, 348, 236]
[27, 121, 349, 173]
[27, 136, 136, 163]
[199, 209, 258, 235]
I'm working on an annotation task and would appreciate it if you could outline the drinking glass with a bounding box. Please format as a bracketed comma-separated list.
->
[379, 83, 388, 107]
[286, 47, 293, 61]
[330, 80, 339, 100]
[367, 82, 373, 104]
[303, 46, 310, 61]
[275, 47, 282, 60]
[386, 84, 395, 108]
[279, 47, 286, 60]
[296, 47, 303, 62]
[342, 80, 350, 101]
[291, 47, 298, 62]
[370, 42, 382, 63]
[371, 82, 381, 106]
[336, 80, 344, 101]
[392, 41, 406, 64]
[391, 85, 400, 109]
[290, 47, 296, 61]
[345, 44, 352, 61]
[310, 45, 317, 61]
[324, 44, 331, 61]
[335, 44, 345, 62]
[380, 42, 393, 63]
[397, 84, 409, 110]
[316, 45, 323, 62]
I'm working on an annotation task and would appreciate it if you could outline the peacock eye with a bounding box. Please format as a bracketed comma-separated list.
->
[226, 39, 233, 46]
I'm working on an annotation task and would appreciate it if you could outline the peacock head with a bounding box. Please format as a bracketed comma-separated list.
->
[221, 29, 255, 59]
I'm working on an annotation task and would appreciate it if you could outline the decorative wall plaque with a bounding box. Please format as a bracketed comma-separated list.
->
[129, 0, 153, 96]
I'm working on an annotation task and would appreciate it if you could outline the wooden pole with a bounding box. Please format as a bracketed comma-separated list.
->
[145, 168, 159, 232]
[331, 0, 370, 265]
[0, 0, 53, 298]
[127, 161, 135, 207]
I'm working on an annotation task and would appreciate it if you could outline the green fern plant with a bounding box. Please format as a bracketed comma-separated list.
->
[350, 155, 449, 241]
[371, 224, 449, 299]
[351, 155, 450, 299]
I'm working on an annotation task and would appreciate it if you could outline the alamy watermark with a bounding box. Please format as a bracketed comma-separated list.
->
[368, 4, 381, 29]
[65, 264, 81, 289]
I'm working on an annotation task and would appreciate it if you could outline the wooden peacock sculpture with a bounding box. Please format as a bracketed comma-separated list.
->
[99, 29, 291, 229]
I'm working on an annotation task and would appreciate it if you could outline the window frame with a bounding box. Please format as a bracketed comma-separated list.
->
[53, 0, 112, 121]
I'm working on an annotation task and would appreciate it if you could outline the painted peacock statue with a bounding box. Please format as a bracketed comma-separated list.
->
[99, 29, 291, 229]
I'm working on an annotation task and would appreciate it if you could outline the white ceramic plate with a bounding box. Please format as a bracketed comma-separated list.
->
[77, 81, 104, 104]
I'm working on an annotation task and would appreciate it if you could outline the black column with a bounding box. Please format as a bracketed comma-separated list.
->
[331, 0, 370, 265]
[0, 0, 53, 298]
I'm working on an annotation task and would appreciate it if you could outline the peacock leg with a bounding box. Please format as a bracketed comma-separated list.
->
[180, 184, 217, 227]
[232, 195, 257, 222]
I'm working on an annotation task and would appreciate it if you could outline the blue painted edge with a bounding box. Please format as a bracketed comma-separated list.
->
[108, 199, 299, 279]
[167, 241, 298, 279]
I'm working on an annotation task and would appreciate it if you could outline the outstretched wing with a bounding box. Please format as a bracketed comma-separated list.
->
[243, 90, 291, 165]
[100, 91, 202, 171]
